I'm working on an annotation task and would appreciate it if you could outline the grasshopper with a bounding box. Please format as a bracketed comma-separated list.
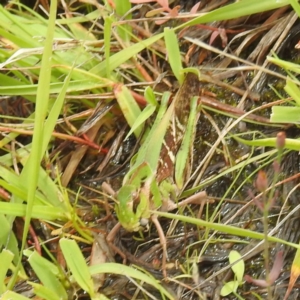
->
[105, 72, 208, 277]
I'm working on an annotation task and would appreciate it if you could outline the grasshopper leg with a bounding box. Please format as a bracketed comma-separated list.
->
[106, 222, 128, 264]
[151, 214, 168, 278]
[102, 183, 127, 262]
[168, 191, 214, 219]
[167, 191, 208, 211]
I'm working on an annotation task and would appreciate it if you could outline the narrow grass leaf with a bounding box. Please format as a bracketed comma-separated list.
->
[284, 77, 300, 106]
[0, 249, 14, 293]
[0, 214, 14, 248]
[123, 93, 170, 183]
[177, 0, 289, 30]
[268, 56, 300, 74]
[59, 238, 95, 297]
[104, 16, 113, 78]
[125, 104, 156, 140]
[34, 168, 66, 208]
[0, 79, 107, 96]
[182, 67, 201, 78]
[0, 177, 46, 206]
[7, 0, 58, 289]
[1, 291, 30, 300]
[289, 0, 300, 18]
[94, 294, 110, 300]
[115, 0, 132, 43]
[132, 92, 172, 172]
[0, 217, 21, 267]
[234, 135, 300, 150]
[89, 263, 173, 300]
[26, 250, 68, 300]
[271, 106, 300, 123]
[42, 68, 72, 153]
[90, 32, 164, 76]
[154, 211, 300, 250]
[175, 96, 198, 189]
[164, 28, 183, 84]
[144, 86, 158, 106]
[0, 202, 67, 220]
[29, 282, 61, 300]
[114, 84, 142, 137]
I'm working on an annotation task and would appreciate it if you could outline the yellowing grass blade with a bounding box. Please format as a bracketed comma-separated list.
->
[284, 246, 300, 300]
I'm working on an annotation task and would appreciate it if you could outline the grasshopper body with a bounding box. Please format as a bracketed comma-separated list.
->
[116, 73, 202, 232]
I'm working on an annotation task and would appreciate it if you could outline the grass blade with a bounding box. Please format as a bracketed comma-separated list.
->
[26, 250, 68, 300]
[164, 27, 183, 84]
[114, 84, 142, 137]
[59, 238, 95, 297]
[154, 211, 300, 250]
[8, 0, 58, 289]
[0, 249, 14, 293]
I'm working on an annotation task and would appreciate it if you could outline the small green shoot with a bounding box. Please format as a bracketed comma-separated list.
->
[220, 250, 245, 297]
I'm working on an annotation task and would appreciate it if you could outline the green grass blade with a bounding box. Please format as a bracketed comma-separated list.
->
[29, 282, 62, 300]
[154, 211, 300, 250]
[0, 202, 67, 220]
[8, 0, 58, 289]
[90, 32, 164, 76]
[42, 68, 72, 153]
[144, 86, 158, 106]
[234, 135, 300, 150]
[289, 0, 300, 17]
[0, 249, 14, 293]
[104, 16, 113, 78]
[284, 76, 300, 106]
[271, 106, 300, 123]
[177, 0, 289, 29]
[25, 250, 68, 300]
[125, 103, 157, 140]
[268, 56, 300, 74]
[59, 238, 95, 297]
[164, 28, 183, 84]
[175, 96, 198, 189]
[114, 84, 142, 137]
[130, 92, 171, 173]
[1, 291, 30, 300]
[0, 79, 107, 96]
[115, 0, 132, 43]
[0, 216, 21, 268]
